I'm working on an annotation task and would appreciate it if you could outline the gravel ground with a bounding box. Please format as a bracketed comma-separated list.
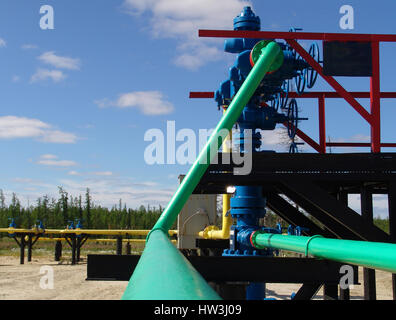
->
[0, 256, 394, 300]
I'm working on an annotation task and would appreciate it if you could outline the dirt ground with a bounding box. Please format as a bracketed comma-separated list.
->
[0, 255, 394, 300]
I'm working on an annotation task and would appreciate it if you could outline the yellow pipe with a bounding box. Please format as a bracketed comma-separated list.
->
[199, 106, 234, 240]
[0, 228, 177, 237]
[33, 237, 177, 245]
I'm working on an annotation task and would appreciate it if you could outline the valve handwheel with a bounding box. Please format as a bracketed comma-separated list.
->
[294, 53, 307, 95]
[287, 98, 298, 139]
[306, 42, 320, 89]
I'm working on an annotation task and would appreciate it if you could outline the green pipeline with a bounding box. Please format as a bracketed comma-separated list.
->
[121, 229, 221, 300]
[251, 232, 396, 274]
[150, 41, 282, 236]
[122, 41, 282, 300]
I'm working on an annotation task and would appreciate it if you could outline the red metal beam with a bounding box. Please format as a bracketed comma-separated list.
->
[199, 29, 396, 42]
[282, 122, 321, 153]
[327, 143, 396, 148]
[190, 91, 396, 99]
[370, 41, 381, 153]
[318, 95, 326, 154]
[189, 92, 215, 99]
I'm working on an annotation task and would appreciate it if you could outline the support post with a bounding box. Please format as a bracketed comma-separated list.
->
[338, 188, 350, 300]
[27, 234, 33, 262]
[71, 235, 77, 265]
[126, 242, 131, 255]
[116, 237, 123, 255]
[361, 185, 377, 300]
[319, 95, 326, 154]
[19, 235, 25, 265]
[55, 240, 62, 261]
[388, 181, 396, 300]
[76, 237, 81, 262]
[370, 41, 381, 153]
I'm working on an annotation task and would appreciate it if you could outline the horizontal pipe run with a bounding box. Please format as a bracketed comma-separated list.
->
[0, 228, 177, 237]
[251, 233, 396, 274]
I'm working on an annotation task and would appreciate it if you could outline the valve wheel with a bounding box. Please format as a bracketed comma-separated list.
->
[294, 53, 306, 95]
[287, 98, 298, 139]
[279, 79, 290, 110]
[289, 141, 299, 154]
[306, 42, 320, 89]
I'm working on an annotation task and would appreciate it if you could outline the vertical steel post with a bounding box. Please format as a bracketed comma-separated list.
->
[19, 235, 25, 265]
[71, 235, 77, 265]
[116, 237, 123, 255]
[370, 41, 381, 153]
[318, 95, 326, 154]
[27, 234, 33, 262]
[388, 181, 396, 300]
[55, 240, 62, 261]
[361, 186, 377, 300]
[338, 189, 350, 300]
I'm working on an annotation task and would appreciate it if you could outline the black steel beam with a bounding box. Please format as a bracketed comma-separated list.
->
[323, 284, 339, 300]
[292, 283, 322, 300]
[209, 152, 396, 172]
[277, 184, 361, 240]
[86, 254, 358, 284]
[281, 180, 389, 242]
[266, 193, 333, 237]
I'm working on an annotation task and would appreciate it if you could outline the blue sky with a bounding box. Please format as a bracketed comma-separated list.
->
[0, 0, 395, 217]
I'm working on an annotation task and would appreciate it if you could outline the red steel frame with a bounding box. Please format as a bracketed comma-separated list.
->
[190, 29, 396, 153]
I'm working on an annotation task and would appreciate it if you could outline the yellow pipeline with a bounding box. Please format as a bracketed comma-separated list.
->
[36, 238, 177, 244]
[199, 107, 234, 240]
[0, 228, 177, 237]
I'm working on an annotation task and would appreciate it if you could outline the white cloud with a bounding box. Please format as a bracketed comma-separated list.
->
[30, 68, 66, 83]
[90, 171, 113, 176]
[0, 116, 78, 144]
[38, 51, 81, 70]
[96, 91, 174, 115]
[21, 44, 38, 50]
[0, 38, 6, 48]
[37, 154, 77, 167]
[40, 154, 58, 160]
[12, 75, 20, 83]
[122, 0, 252, 70]
[68, 170, 80, 176]
[39, 130, 78, 144]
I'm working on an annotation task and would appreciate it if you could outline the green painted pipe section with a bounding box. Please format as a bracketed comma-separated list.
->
[150, 41, 282, 236]
[251, 232, 396, 273]
[121, 229, 221, 300]
[122, 41, 282, 300]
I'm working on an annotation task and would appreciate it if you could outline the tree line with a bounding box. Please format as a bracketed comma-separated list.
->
[0, 188, 165, 231]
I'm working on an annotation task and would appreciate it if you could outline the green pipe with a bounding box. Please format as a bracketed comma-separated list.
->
[122, 41, 282, 300]
[150, 41, 282, 236]
[121, 229, 221, 300]
[251, 232, 396, 274]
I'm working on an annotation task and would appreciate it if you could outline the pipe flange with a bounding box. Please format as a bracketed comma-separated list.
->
[250, 40, 284, 73]
[304, 235, 323, 257]
[202, 225, 220, 239]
